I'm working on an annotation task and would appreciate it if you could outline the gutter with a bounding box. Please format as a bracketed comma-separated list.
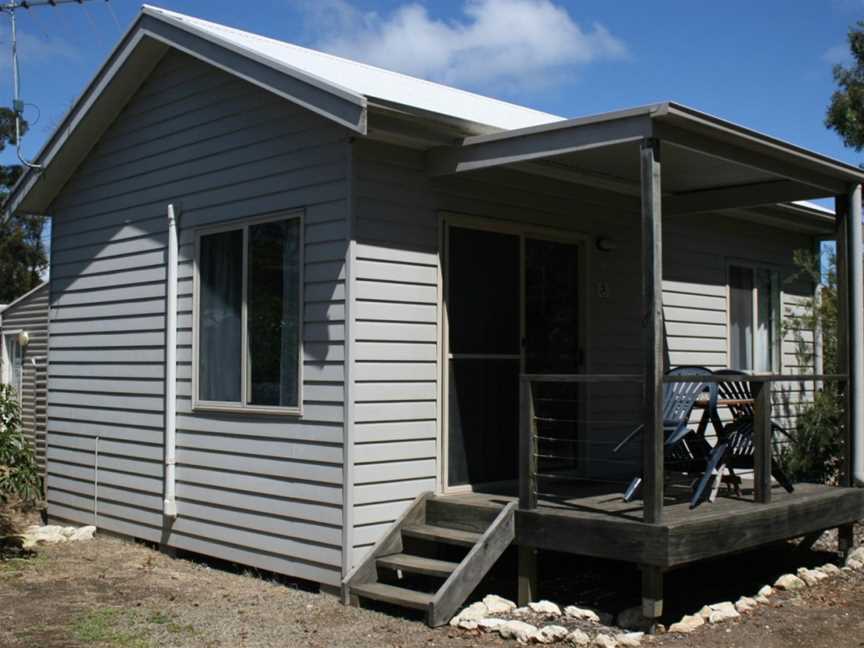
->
[163, 204, 179, 518]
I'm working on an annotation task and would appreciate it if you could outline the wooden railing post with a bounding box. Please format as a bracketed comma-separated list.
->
[641, 137, 664, 524]
[519, 377, 537, 510]
[836, 195, 851, 488]
[753, 380, 772, 504]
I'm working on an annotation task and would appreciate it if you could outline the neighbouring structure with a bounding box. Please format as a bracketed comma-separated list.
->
[4, 5, 864, 627]
[0, 281, 49, 472]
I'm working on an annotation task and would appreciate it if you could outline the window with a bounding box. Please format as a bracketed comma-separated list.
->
[728, 263, 780, 373]
[195, 212, 303, 413]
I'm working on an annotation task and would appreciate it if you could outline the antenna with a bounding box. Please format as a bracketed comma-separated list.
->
[0, 0, 112, 170]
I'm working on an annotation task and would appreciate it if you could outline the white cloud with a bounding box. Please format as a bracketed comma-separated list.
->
[296, 0, 627, 94]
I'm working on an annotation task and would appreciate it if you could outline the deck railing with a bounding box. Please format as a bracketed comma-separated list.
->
[519, 372, 848, 522]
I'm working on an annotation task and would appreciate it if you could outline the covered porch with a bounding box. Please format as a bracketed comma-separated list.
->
[430, 102, 864, 622]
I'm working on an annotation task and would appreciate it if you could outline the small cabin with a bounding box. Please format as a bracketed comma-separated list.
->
[5, 6, 864, 627]
[0, 281, 49, 474]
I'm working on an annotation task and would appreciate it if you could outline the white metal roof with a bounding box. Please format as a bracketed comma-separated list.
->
[142, 5, 564, 132]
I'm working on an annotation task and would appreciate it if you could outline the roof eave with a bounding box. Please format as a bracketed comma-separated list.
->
[5, 9, 370, 219]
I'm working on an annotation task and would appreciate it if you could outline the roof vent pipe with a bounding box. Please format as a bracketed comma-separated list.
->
[163, 203, 179, 518]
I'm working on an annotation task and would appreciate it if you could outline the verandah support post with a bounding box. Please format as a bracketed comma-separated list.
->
[847, 184, 864, 488]
[641, 565, 664, 626]
[640, 137, 664, 524]
[835, 194, 854, 558]
[518, 378, 538, 604]
[752, 380, 772, 503]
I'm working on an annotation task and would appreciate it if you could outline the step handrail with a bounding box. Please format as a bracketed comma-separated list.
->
[428, 501, 517, 626]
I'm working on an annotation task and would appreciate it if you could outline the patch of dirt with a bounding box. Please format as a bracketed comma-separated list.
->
[2, 517, 864, 647]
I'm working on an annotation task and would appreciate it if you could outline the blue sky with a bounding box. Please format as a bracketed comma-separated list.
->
[1, 0, 862, 173]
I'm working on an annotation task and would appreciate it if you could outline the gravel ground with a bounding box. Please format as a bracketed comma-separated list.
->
[2, 521, 864, 647]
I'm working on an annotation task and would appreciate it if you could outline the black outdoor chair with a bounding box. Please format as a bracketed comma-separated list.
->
[689, 370, 795, 508]
[613, 366, 721, 502]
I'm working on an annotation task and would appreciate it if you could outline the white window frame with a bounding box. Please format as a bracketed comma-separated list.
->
[192, 210, 304, 416]
[726, 260, 782, 374]
[1, 330, 24, 406]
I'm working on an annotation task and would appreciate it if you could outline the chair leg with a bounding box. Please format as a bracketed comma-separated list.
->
[623, 477, 642, 502]
[771, 466, 795, 493]
[709, 463, 726, 503]
[690, 442, 728, 509]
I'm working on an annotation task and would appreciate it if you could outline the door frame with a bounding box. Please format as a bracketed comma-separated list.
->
[439, 212, 590, 494]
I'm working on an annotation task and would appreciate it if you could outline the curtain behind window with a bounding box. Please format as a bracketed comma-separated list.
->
[729, 265, 754, 371]
[199, 230, 243, 402]
[248, 219, 300, 407]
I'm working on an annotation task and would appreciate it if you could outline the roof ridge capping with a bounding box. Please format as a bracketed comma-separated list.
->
[140, 4, 564, 132]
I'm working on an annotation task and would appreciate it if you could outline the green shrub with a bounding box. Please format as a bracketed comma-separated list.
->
[0, 384, 42, 504]
[779, 248, 844, 484]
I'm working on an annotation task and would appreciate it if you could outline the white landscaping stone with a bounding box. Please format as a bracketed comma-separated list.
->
[477, 618, 507, 632]
[735, 597, 757, 614]
[817, 563, 841, 576]
[536, 625, 569, 644]
[70, 526, 96, 542]
[616, 632, 644, 647]
[449, 601, 489, 627]
[774, 573, 806, 590]
[755, 595, 770, 605]
[847, 559, 863, 570]
[797, 567, 828, 586]
[499, 620, 539, 643]
[668, 614, 705, 634]
[478, 618, 507, 632]
[457, 620, 478, 630]
[565, 629, 590, 646]
[591, 634, 617, 648]
[529, 600, 562, 616]
[483, 594, 517, 615]
[704, 602, 739, 624]
[846, 547, 864, 565]
[757, 585, 774, 598]
[564, 606, 600, 623]
[513, 606, 532, 617]
[21, 524, 96, 547]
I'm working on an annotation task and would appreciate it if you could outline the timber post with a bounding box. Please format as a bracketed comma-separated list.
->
[640, 137, 664, 524]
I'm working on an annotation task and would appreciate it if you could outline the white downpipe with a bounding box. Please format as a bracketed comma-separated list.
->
[849, 185, 864, 487]
[163, 204, 179, 518]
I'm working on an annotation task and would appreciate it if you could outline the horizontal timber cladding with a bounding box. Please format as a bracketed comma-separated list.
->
[347, 139, 820, 565]
[1, 283, 49, 472]
[46, 50, 350, 586]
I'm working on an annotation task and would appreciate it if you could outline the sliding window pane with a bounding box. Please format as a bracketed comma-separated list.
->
[729, 265, 754, 371]
[248, 218, 301, 407]
[199, 229, 243, 402]
[755, 268, 775, 372]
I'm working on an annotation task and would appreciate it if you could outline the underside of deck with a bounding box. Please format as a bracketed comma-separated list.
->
[436, 482, 864, 569]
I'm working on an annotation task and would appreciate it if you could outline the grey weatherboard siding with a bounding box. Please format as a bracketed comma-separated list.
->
[47, 50, 350, 586]
[2, 282, 49, 472]
[347, 139, 818, 566]
[43, 50, 820, 584]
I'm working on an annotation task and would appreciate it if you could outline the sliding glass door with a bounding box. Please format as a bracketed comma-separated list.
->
[445, 222, 583, 490]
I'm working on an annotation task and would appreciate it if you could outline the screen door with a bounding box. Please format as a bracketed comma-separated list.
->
[445, 223, 582, 490]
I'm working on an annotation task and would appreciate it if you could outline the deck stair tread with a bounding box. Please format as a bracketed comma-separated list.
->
[350, 582, 434, 610]
[344, 493, 516, 626]
[402, 524, 482, 546]
[377, 553, 459, 577]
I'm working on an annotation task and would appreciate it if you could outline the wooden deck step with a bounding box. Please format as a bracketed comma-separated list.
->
[377, 553, 459, 578]
[351, 582, 434, 610]
[402, 524, 481, 547]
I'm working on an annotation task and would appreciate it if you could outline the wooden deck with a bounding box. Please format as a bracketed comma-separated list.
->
[436, 482, 864, 569]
